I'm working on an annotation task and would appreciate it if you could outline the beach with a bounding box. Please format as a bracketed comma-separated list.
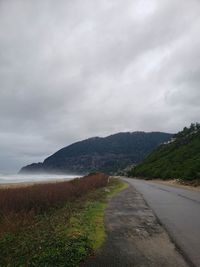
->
[0, 174, 79, 188]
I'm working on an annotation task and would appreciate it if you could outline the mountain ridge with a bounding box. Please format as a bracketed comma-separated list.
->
[20, 131, 173, 175]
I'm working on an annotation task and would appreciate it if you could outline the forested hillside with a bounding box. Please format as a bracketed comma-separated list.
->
[20, 132, 172, 175]
[129, 123, 200, 180]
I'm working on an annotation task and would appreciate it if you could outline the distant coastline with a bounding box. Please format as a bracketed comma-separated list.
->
[0, 173, 79, 187]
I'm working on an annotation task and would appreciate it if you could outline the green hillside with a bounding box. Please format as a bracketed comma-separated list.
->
[129, 123, 200, 180]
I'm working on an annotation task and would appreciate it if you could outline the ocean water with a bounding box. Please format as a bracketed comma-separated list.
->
[0, 173, 79, 184]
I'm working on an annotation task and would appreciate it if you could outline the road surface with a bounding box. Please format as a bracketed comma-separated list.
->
[83, 183, 189, 267]
[125, 178, 200, 267]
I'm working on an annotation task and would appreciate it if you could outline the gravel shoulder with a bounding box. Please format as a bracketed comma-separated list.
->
[83, 182, 189, 267]
[149, 179, 200, 192]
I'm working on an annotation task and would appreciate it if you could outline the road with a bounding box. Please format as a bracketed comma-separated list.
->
[84, 182, 189, 267]
[125, 178, 200, 267]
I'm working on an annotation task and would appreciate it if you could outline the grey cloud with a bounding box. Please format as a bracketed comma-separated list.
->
[0, 0, 200, 172]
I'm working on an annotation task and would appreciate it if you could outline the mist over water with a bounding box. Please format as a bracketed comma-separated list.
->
[0, 173, 79, 184]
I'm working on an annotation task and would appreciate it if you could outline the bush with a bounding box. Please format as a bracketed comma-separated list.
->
[0, 173, 108, 215]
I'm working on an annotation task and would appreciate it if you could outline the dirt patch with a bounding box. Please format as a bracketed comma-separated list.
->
[83, 184, 189, 267]
[149, 179, 200, 192]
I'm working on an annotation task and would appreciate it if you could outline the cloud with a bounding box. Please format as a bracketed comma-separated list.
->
[0, 0, 200, 172]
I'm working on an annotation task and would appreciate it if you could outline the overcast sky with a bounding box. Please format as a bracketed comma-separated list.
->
[0, 0, 200, 173]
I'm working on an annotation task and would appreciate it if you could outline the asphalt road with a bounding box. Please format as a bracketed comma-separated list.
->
[125, 178, 200, 267]
[83, 183, 188, 267]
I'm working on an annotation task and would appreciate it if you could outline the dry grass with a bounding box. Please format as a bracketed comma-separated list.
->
[0, 174, 125, 267]
[0, 173, 108, 215]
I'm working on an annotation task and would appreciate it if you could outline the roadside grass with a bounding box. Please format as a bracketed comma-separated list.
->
[0, 176, 127, 267]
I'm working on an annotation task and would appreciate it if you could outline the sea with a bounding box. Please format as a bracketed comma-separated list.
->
[0, 173, 79, 185]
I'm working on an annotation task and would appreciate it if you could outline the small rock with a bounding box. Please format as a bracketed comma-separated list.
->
[105, 188, 111, 193]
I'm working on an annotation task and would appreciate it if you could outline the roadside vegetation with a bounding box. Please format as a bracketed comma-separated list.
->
[0, 173, 126, 267]
[128, 123, 200, 181]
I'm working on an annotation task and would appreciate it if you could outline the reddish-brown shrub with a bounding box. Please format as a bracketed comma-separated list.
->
[0, 173, 109, 215]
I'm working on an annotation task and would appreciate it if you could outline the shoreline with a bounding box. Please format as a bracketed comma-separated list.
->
[0, 177, 78, 189]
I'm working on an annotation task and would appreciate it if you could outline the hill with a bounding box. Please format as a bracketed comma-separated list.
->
[19, 132, 172, 175]
[129, 123, 200, 180]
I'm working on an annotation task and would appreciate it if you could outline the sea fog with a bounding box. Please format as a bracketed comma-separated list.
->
[0, 173, 80, 184]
